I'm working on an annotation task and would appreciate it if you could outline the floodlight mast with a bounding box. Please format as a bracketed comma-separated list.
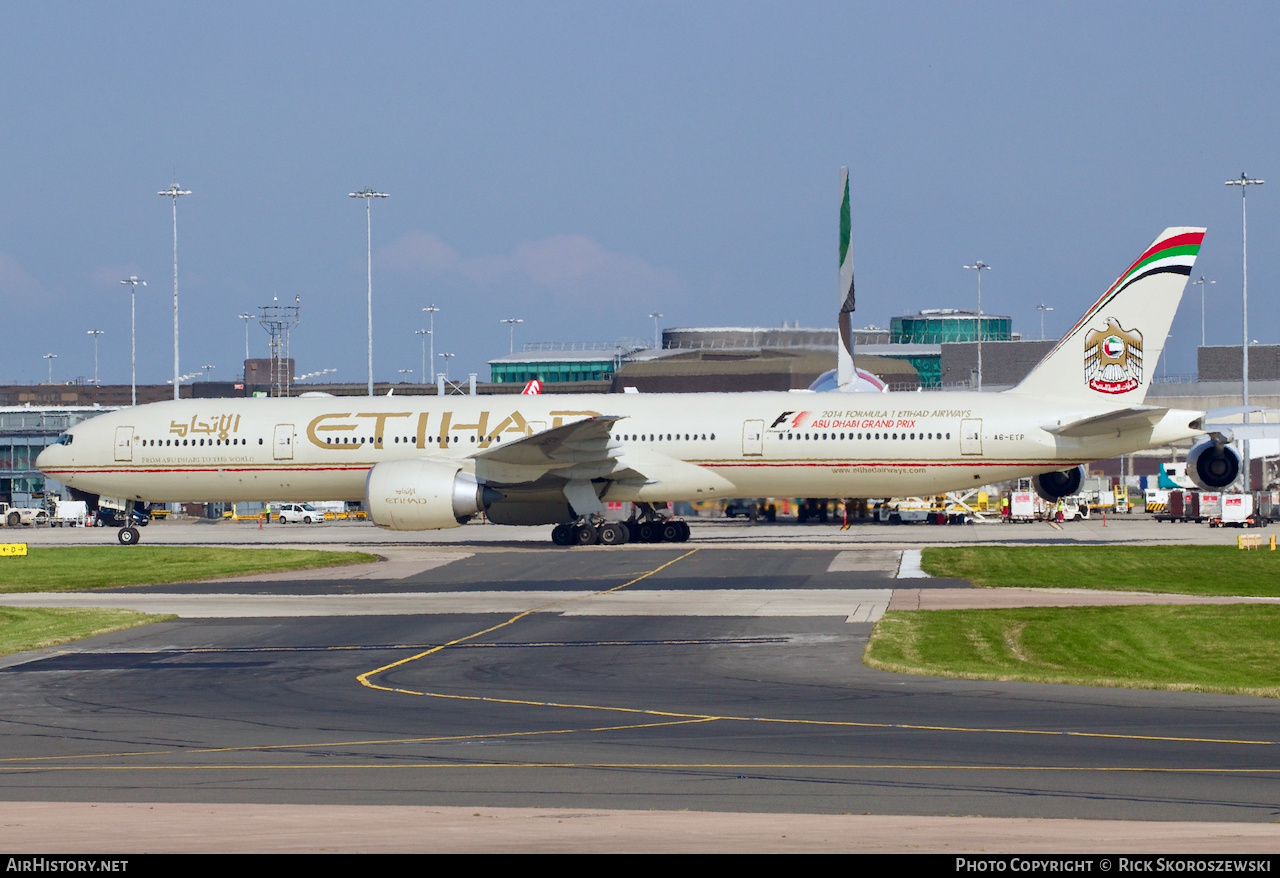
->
[238, 313, 254, 367]
[158, 182, 191, 400]
[86, 330, 104, 385]
[119, 276, 146, 406]
[1036, 304, 1053, 341]
[1226, 172, 1264, 490]
[350, 188, 389, 396]
[963, 261, 991, 390]
[415, 329, 431, 384]
[423, 305, 440, 381]
[1190, 277, 1215, 348]
[501, 317, 523, 355]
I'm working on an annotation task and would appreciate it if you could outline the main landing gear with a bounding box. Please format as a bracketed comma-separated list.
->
[550, 504, 691, 547]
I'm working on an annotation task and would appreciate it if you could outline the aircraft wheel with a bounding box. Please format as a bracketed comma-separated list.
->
[673, 520, 691, 542]
[598, 522, 628, 546]
[573, 523, 599, 546]
[118, 527, 140, 546]
[551, 523, 575, 546]
[660, 521, 682, 542]
[637, 521, 661, 543]
[625, 521, 642, 543]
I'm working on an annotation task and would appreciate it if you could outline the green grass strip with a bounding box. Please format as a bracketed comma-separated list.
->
[922, 545, 1280, 596]
[865, 605, 1280, 697]
[0, 606, 173, 658]
[0, 547, 378, 592]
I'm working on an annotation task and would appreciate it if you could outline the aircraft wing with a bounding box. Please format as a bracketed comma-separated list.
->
[470, 415, 629, 485]
[1042, 406, 1169, 438]
[1202, 423, 1280, 442]
[470, 416, 737, 497]
[472, 415, 624, 468]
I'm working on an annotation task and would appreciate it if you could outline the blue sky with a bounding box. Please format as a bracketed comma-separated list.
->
[2, 2, 1276, 386]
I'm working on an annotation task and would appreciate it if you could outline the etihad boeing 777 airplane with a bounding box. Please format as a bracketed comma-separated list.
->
[38, 226, 1242, 546]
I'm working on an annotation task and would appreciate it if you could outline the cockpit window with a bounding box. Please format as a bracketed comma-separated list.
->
[55, 433, 73, 446]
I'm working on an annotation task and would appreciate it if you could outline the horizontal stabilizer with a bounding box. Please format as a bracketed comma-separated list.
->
[1042, 406, 1169, 438]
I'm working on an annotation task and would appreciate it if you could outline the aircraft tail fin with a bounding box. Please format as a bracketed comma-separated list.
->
[1011, 227, 1205, 403]
[836, 167, 856, 388]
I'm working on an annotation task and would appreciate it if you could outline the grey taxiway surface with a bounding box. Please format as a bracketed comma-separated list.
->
[1, 519, 1279, 851]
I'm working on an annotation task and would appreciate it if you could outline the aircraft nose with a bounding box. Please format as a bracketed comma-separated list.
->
[36, 443, 63, 471]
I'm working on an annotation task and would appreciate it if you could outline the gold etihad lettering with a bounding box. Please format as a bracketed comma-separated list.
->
[354, 412, 412, 449]
[304, 408, 602, 451]
[169, 414, 242, 440]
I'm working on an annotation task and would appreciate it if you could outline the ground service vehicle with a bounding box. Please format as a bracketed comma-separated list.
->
[0, 503, 47, 527]
[276, 502, 322, 524]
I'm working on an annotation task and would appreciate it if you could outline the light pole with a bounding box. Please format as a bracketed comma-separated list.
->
[158, 182, 191, 400]
[86, 330, 104, 385]
[200, 364, 215, 381]
[648, 312, 663, 350]
[119, 276, 146, 406]
[963, 261, 991, 390]
[500, 317, 523, 354]
[42, 353, 57, 384]
[438, 352, 455, 381]
[238, 312, 254, 366]
[1190, 277, 1215, 348]
[1226, 172, 1264, 491]
[422, 305, 439, 381]
[349, 187, 389, 396]
[1036, 304, 1053, 341]
[415, 329, 431, 384]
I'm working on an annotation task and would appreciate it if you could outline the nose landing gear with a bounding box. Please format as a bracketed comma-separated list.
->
[115, 501, 150, 546]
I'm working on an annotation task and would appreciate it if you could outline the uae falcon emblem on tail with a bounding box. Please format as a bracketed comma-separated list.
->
[1084, 318, 1143, 394]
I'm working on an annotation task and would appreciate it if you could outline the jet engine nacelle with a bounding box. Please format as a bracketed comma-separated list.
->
[1032, 465, 1085, 501]
[365, 459, 498, 531]
[1185, 439, 1241, 490]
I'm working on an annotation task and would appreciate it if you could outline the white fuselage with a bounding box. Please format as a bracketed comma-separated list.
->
[37, 391, 1204, 506]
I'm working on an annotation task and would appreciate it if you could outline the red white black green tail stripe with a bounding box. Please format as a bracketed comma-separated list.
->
[1014, 227, 1205, 402]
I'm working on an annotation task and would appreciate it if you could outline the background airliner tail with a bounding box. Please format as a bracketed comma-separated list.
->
[1011, 227, 1205, 403]
[836, 166, 857, 388]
